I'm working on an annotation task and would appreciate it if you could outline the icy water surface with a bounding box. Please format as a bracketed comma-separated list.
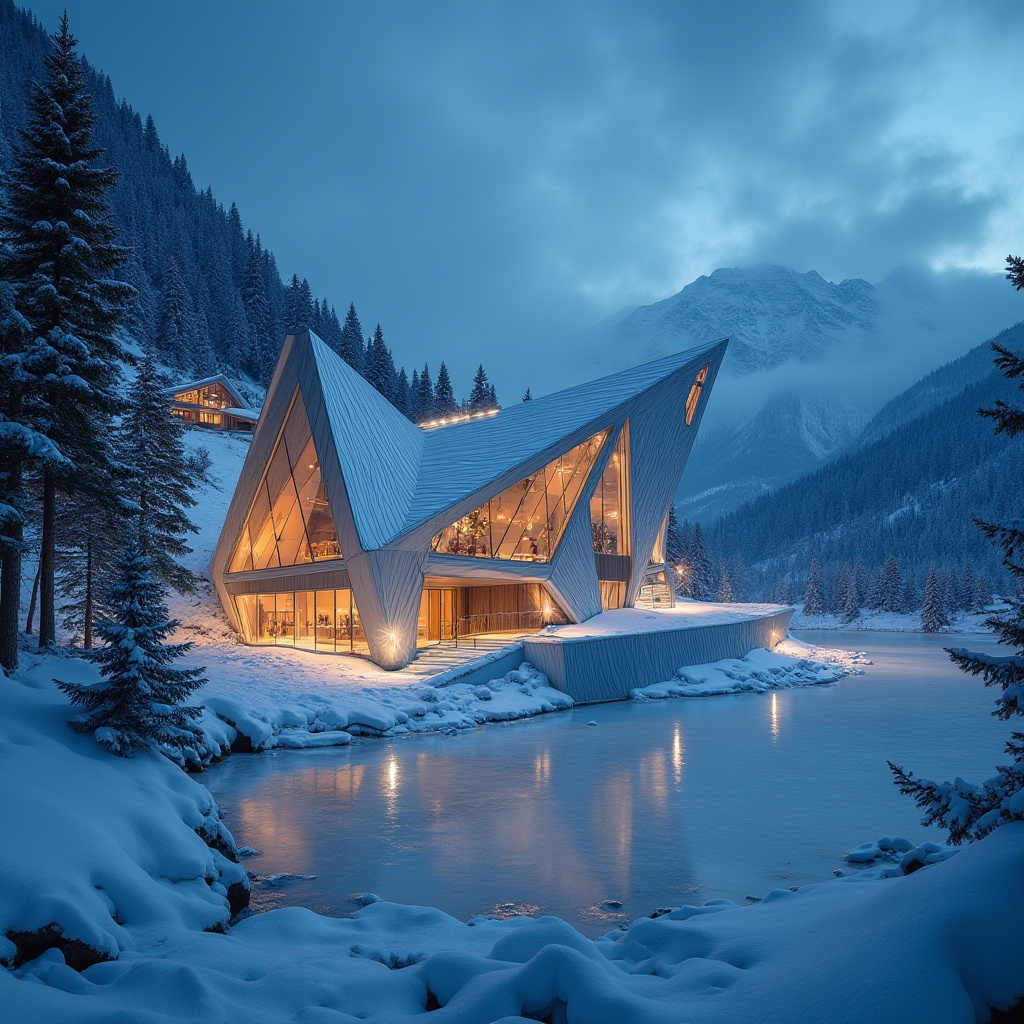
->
[205, 631, 1008, 935]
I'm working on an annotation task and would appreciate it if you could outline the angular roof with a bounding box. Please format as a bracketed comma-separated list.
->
[405, 341, 725, 533]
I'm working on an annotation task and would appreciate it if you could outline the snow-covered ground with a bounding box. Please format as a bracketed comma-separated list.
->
[3, 658, 1023, 1021]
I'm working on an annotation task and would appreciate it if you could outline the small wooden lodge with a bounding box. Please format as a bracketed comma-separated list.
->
[162, 374, 260, 431]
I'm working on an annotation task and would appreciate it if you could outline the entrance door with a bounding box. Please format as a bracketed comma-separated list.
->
[418, 588, 456, 645]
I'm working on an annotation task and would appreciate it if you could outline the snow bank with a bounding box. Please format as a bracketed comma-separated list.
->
[0, 651, 247, 967]
[190, 658, 571, 755]
[4, 823, 1023, 1021]
[631, 638, 863, 700]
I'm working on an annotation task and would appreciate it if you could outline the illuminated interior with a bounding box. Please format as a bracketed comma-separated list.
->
[233, 589, 368, 652]
[417, 581, 567, 644]
[636, 568, 673, 608]
[172, 381, 233, 409]
[591, 423, 630, 555]
[228, 392, 341, 573]
[685, 364, 710, 425]
[431, 429, 609, 562]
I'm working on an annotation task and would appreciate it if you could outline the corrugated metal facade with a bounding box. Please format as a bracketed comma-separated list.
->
[211, 330, 729, 669]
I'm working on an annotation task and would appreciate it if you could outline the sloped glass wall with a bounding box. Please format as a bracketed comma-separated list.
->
[228, 392, 341, 573]
[591, 423, 630, 555]
[431, 428, 609, 563]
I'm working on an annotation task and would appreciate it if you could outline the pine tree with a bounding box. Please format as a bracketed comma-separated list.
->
[119, 352, 199, 594]
[715, 563, 732, 603]
[729, 552, 748, 602]
[434, 361, 457, 417]
[56, 541, 206, 758]
[522, 388, 532, 402]
[338, 303, 364, 373]
[364, 324, 395, 401]
[803, 558, 824, 616]
[417, 363, 434, 421]
[393, 367, 410, 419]
[961, 560, 978, 612]
[155, 260, 195, 371]
[902, 569, 919, 612]
[890, 257, 1024, 844]
[241, 245, 273, 383]
[853, 557, 868, 607]
[469, 365, 492, 410]
[880, 554, 903, 613]
[920, 566, 948, 633]
[688, 523, 712, 601]
[1, 13, 131, 652]
[842, 570, 861, 623]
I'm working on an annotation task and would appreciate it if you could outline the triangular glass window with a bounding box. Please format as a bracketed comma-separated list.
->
[685, 364, 710, 425]
[431, 428, 609, 563]
[228, 391, 341, 572]
[591, 422, 630, 554]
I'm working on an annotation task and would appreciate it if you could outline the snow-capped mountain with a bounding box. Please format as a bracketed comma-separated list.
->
[583, 263, 1021, 523]
[608, 264, 880, 374]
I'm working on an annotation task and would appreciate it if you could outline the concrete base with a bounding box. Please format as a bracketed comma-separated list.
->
[522, 605, 795, 703]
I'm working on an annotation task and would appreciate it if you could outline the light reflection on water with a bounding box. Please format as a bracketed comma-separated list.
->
[207, 630, 1007, 936]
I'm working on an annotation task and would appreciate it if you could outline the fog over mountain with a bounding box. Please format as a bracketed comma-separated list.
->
[577, 263, 1022, 523]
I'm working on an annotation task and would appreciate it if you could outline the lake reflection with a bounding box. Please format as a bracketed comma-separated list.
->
[206, 631, 1007, 935]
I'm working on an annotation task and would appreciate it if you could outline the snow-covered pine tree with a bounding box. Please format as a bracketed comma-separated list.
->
[56, 540, 205, 758]
[880, 554, 903, 613]
[417, 363, 434, 421]
[803, 558, 824, 616]
[119, 351, 199, 594]
[961, 560, 977, 612]
[889, 255, 1024, 843]
[902, 569, 919, 612]
[688, 523, 712, 601]
[853, 557, 868, 607]
[939, 566, 960, 615]
[1, 13, 131, 652]
[434, 362, 457, 417]
[393, 367, 410, 419]
[469, 365, 491, 410]
[867, 567, 885, 610]
[241, 244, 274, 383]
[338, 303, 364, 374]
[920, 565, 947, 633]
[729, 552, 747, 602]
[716, 564, 732, 603]
[155, 260, 195, 372]
[842, 570, 860, 623]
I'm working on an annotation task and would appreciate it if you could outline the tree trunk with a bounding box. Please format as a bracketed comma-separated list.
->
[0, 535, 21, 673]
[38, 471, 56, 648]
[26, 562, 40, 635]
[0, 451, 24, 673]
[83, 539, 93, 650]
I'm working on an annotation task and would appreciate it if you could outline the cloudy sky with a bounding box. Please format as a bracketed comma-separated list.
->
[24, 0, 1024, 396]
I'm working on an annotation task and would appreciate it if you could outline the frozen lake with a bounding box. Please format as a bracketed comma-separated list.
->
[205, 630, 1008, 935]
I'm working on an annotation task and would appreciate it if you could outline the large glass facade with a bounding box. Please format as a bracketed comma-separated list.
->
[172, 381, 233, 409]
[431, 429, 609, 562]
[228, 392, 341, 573]
[233, 589, 367, 652]
[591, 423, 630, 555]
[685, 364, 710, 425]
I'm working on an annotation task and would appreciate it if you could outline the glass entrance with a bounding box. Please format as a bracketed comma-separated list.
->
[418, 588, 456, 646]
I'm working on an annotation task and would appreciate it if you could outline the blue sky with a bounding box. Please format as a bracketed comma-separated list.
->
[23, 0, 1024, 395]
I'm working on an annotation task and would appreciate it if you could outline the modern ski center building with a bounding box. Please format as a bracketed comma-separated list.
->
[211, 330, 730, 671]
